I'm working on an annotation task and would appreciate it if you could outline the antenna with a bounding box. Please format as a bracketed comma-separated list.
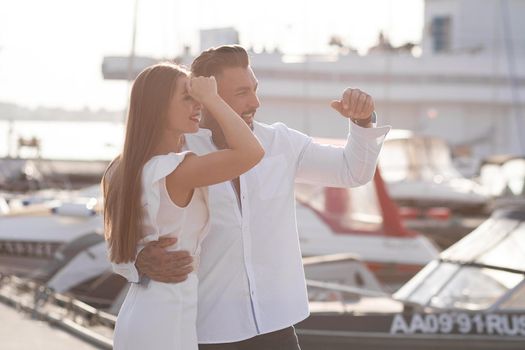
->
[122, 0, 140, 123]
[500, 0, 524, 154]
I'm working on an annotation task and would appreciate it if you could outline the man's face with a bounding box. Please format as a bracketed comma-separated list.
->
[215, 66, 260, 130]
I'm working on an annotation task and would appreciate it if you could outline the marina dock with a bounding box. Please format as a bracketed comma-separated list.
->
[0, 276, 114, 350]
[0, 302, 99, 349]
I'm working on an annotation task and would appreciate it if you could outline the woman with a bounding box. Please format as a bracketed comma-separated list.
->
[102, 62, 264, 349]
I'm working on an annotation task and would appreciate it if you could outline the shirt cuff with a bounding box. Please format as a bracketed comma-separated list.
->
[349, 117, 391, 140]
[111, 244, 146, 283]
[112, 262, 141, 283]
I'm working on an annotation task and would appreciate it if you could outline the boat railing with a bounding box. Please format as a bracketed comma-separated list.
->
[305, 278, 390, 298]
[0, 274, 114, 349]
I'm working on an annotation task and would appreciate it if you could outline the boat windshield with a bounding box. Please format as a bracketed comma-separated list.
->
[395, 216, 525, 311]
[380, 137, 461, 183]
[443, 220, 525, 271]
[429, 266, 523, 310]
[502, 159, 525, 196]
[481, 158, 525, 197]
[480, 163, 507, 196]
[499, 282, 525, 310]
[295, 180, 383, 233]
[396, 262, 524, 311]
[0, 197, 9, 215]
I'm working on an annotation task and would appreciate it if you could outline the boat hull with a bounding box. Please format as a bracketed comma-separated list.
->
[296, 313, 525, 350]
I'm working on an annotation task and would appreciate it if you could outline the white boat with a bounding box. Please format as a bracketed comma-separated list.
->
[0, 185, 103, 279]
[379, 129, 489, 214]
[296, 205, 525, 350]
[297, 138, 440, 289]
[479, 155, 525, 210]
[0, 195, 9, 215]
[0, 154, 439, 302]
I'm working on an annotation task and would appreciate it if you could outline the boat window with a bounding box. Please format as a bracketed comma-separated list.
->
[441, 218, 518, 262]
[499, 282, 525, 310]
[395, 260, 439, 300]
[380, 137, 462, 184]
[295, 180, 383, 233]
[379, 139, 410, 182]
[400, 262, 458, 305]
[480, 164, 506, 197]
[502, 159, 525, 196]
[411, 138, 438, 181]
[426, 138, 461, 178]
[430, 267, 523, 310]
[0, 198, 9, 215]
[477, 222, 525, 272]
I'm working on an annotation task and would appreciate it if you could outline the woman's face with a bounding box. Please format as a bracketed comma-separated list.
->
[166, 76, 202, 134]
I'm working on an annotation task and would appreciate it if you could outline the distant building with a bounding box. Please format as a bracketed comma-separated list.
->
[199, 27, 239, 52]
[101, 0, 525, 163]
[422, 0, 525, 56]
[252, 0, 525, 163]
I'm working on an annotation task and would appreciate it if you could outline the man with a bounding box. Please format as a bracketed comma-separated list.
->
[113, 45, 390, 349]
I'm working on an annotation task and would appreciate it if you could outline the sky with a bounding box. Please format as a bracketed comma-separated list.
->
[0, 0, 424, 111]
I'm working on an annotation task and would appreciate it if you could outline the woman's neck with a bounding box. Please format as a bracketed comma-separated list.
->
[153, 131, 184, 156]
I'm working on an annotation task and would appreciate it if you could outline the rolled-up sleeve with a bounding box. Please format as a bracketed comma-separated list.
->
[293, 120, 390, 187]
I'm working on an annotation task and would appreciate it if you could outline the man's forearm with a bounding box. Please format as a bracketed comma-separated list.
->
[295, 120, 390, 187]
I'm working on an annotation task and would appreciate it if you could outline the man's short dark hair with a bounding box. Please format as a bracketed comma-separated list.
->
[191, 45, 249, 77]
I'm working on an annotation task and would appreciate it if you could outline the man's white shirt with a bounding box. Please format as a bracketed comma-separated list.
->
[113, 120, 390, 343]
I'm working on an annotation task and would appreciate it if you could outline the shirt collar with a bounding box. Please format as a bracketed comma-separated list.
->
[188, 122, 263, 140]
[189, 128, 213, 138]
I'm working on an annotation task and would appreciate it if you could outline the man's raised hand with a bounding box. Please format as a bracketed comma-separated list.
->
[330, 88, 374, 121]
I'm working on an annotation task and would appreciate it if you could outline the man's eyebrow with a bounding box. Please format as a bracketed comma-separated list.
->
[234, 86, 252, 92]
[235, 83, 258, 92]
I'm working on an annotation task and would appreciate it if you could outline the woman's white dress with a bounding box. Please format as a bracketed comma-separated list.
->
[113, 152, 209, 350]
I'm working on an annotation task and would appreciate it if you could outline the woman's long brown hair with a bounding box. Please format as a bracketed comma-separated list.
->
[102, 63, 187, 263]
